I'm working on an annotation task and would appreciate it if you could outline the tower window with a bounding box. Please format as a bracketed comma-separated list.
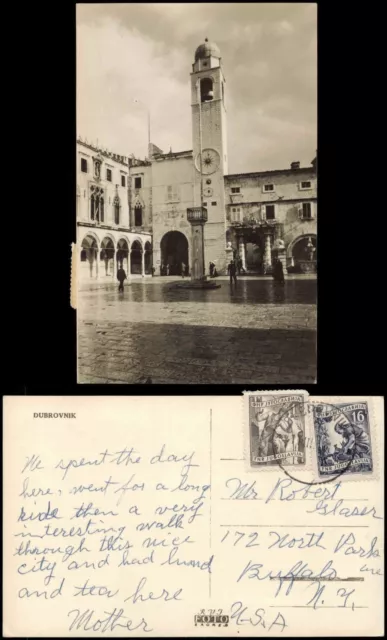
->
[211, 201, 217, 206]
[121, 175, 126, 187]
[106, 168, 112, 182]
[231, 187, 240, 194]
[81, 158, 88, 173]
[135, 176, 142, 189]
[200, 77, 213, 102]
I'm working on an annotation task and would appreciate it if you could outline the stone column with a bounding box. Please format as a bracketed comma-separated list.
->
[238, 236, 247, 271]
[263, 233, 273, 274]
[126, 252, 130, 279]
[191, 225, 205, 280]
[87, 250, 93, 278]
[141, 248, 145, 277]
[112, 250, 116, 279]
[95, 248, 99, 279]
[187, 207, 207, 281]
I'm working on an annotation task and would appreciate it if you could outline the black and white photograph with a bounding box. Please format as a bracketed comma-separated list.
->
[76, 3, 317, 384]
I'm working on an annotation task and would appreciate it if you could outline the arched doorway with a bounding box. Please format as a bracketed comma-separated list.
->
[290, 235, 317, 273]
[160, 231, 188, 276]
[131, 240, 143, 274]
[100, 237, 115, 276]
[144, 241, 152, 275]
[117, 238, 129, 276]
[80, 235, 99, 278]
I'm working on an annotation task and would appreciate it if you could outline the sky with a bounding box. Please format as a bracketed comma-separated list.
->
[77, 3, 317, 174]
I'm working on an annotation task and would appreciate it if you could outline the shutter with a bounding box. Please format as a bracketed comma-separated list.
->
[167, 185, 173, 201]
[261, 205, 266, 220]
[298, 204, 303, 219]
[270, 204, 276, 220]
[310, 202, 315, 219]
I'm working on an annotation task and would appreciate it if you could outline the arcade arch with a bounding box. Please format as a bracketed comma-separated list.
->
[100, 236, 116, 276]
[160, 231, 189, 276]
[130, 239, 143, 275]
[80, 234, 99, 278]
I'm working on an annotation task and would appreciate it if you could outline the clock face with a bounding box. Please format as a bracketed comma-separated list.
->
[195, 148, 220, 175]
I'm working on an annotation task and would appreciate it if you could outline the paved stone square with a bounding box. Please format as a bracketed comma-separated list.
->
[77, 275, 317, 384]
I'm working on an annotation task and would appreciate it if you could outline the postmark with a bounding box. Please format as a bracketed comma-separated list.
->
[246, 391, 309, 468]
[312, 400, 373, 478]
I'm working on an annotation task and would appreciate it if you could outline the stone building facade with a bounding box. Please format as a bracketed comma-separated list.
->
[77, 38, 316, 279]
[225, 161, 317, 273]
[76, 140, 152, 280]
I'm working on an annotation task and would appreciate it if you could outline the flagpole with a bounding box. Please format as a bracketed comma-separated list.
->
[197, 80, 204, 207]
[133, 99, 151, 158]
[147, 109, 151, 156]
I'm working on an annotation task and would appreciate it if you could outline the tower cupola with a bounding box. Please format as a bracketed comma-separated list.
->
[193, 37, 221, 72]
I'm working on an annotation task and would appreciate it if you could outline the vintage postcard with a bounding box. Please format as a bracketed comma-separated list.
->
[76, 3, 317, 384]
[3, 395, 384, 637]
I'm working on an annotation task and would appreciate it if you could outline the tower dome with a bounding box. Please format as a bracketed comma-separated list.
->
[194, 37, 221, 61]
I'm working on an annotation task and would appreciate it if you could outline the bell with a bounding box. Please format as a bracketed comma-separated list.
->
[206, 90, 214, 99]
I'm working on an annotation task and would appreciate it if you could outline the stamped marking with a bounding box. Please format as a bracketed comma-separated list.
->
[194, 609, 229, 627]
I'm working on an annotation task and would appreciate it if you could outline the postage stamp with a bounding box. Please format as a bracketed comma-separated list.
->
[245, 391, 309, 468]
[312, 400, 373, 477]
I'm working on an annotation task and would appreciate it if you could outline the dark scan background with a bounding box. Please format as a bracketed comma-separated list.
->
[5, 2, 384, 397]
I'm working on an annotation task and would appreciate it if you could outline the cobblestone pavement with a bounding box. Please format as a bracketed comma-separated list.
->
[78, 276, 317, 384]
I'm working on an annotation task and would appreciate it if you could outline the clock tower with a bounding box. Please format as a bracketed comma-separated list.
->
[191, 38, 228, 271]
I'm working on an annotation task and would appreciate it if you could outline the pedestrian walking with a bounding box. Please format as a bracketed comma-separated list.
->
[272, 258, 285, 285]
[227, 259, 237, 286]
[117, 266, 127, 292]
[209, 261, 214, 277]
[181, 262, 186, 279]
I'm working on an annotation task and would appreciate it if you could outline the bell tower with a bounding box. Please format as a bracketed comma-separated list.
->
[191, 38, 228, 271]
